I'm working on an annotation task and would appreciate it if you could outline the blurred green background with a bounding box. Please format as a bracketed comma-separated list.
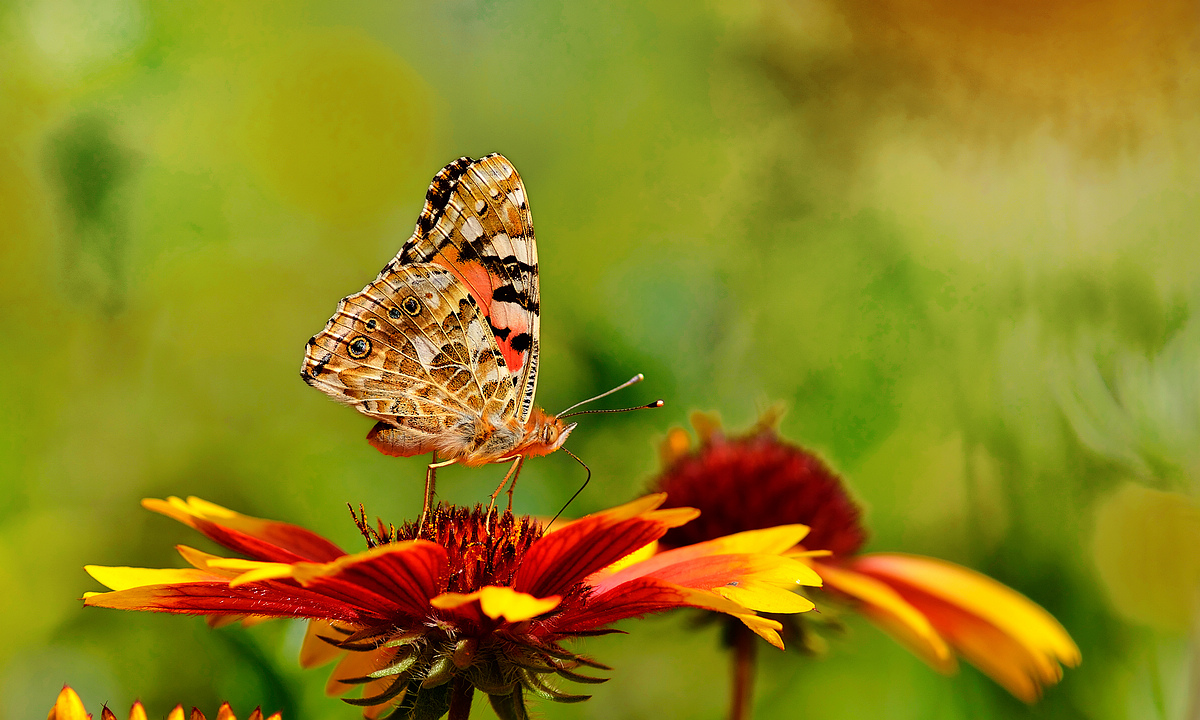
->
[3, 1, 1199, 718]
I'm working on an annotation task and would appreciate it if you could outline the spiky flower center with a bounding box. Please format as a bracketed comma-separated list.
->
[341, 505, 607, 717]
[655, 425, 867, 556]
[358, 504, 544, 593]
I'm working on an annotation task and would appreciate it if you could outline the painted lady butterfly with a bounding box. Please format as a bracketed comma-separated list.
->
[302, 154, 576, 520]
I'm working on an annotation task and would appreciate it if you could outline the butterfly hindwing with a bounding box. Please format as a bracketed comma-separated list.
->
[393, 154, 541, 425]
[302, 262, 518, 458]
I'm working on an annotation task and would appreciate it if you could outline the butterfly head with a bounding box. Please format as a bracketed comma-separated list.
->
[517, 408, 576, 459]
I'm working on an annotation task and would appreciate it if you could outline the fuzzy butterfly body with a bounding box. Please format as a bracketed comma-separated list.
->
[302, 154, 574, 468]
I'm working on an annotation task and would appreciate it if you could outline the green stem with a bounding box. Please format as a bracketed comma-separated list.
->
[730, 625, 757, 720]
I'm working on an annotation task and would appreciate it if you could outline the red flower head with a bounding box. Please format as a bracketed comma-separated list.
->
[652, 411, 1080, 709]
[655, 408, 866, 557]
[84, 495, 820, 720]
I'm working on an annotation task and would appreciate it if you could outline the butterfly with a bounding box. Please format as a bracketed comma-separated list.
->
[302, 154, 577, 522]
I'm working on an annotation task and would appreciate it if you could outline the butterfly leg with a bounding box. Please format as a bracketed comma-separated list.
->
[504, 456, 526, 512]
[421, 455, 458, 528]
[487, 456, 524, 514]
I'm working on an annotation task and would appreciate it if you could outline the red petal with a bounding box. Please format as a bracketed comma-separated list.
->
[144, 498, 345, 563]
[84, 582, 379, 623]
[515, 502, 695, 598]
[553, 577, 688, 630]
[294, 542, 447, 617]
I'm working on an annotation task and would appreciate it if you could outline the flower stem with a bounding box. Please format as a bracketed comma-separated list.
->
[448, 677, 474, 720]
[730, 624, 757, 720]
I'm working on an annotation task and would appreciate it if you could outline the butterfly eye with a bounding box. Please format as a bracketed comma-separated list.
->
[347, 336, 372, 359]
[365, 319, 378, 331]
[402, 297, 422, 316]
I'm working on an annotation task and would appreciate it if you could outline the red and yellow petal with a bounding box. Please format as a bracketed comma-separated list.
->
[48, 686, 89, 720]
[672, 585, 792, 648]
[733, 614, 787, 649]
[176, 546, 253, 579]
[101, 702, 148, 720]
[814, 559, 954, 672]
[83, 580, 370, 621]
[50, 687, 276, 720]
[593, 539, 660, 577]
[850, 554, 1080, 667]
[646, 553, 817, 609]
[594, 538, 820, 598]
[599, 526, 820, 590]
[570, 573, 796, 649]
[561, 576, 691, 629]
[431, 586, 561, 622]
[680, 525, 812, 557]
[515, 494, 699, 598]
[300, 620, 348, 669]
[223, 561, 297, 586]
[326, 646, 394, 697]
[837, 553, 1081, 702]
[906, 590, 1066, 702]
[323, 644, 404, 718]
[286, 541, 446, 617]
[143, 497, 345, 564]
[714, 578, 815, 614]
[84, 566, 226, 592]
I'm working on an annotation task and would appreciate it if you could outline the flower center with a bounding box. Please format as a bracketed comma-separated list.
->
[655, 426, 867, 556]
[355, 504, 544, 592]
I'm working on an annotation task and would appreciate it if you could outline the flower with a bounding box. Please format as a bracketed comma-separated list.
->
[653, 411, 1081, 707]
[47, 685, 280, 720]
[84, 495, 820, 719]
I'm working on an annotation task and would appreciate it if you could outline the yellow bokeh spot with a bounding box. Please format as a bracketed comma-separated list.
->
[246, 28, 433, 223]
[1092, 483, 1200, 632]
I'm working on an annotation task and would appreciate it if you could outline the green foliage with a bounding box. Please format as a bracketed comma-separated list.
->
[2, 1, 1198, 718]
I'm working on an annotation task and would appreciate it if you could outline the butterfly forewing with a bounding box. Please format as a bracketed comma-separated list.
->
[394, 154, 541, 425]
[302, 262, 519, 458]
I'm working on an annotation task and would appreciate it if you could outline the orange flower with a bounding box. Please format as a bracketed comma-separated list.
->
[653, 411, 1080, 710]
[46, 685, 279, 720]
[84, 495, 818, 719]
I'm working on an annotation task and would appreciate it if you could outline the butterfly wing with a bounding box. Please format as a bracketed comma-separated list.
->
[390, 154, 541, 426]
[302, 262, 519, 458]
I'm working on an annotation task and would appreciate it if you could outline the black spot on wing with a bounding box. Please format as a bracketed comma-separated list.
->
[307, 351, 332, 379]
[510, 332, 532, 353]
[495, 255, 536, 276]
[489, 322, 511, 341]
[456, 236, 484, 263]
[492, 285, 540, 314]
[416, 156, 474, 237]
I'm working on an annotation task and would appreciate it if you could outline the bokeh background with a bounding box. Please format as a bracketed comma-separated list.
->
[3, 1, 1199, 718]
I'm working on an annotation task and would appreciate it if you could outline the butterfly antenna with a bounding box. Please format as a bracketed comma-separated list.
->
[557, 373, 647, 416]
[549, 447, 591, 527]
[560, 400, 664, 419]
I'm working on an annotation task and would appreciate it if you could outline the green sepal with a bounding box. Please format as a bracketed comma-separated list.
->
[408, 682, 452, 720]
[421, 654, 455, 689]
[488, 690, 530, 720]
[519, 669, 591, 703]
[341, 678, 407, 707]
[554, 666, 609, 684]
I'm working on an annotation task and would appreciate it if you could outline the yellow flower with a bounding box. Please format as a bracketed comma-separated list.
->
[653, 411, 1080, 709]
[46, 685, 280, 720]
